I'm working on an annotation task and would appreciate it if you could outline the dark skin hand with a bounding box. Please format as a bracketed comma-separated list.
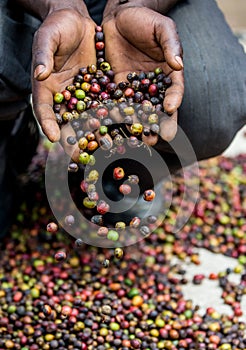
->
[31, 9, 96, 160]
[103, 7, 184, 145]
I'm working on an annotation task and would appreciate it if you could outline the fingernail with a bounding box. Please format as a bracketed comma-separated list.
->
[34, 64, 46, 79]
[175, 56, 183, 68]
[99, 137, 112, 150]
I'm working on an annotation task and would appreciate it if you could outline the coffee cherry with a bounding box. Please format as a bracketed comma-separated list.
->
[130, 123, 143, 136]
[76, 100, 86, 112]
[101, 259, 110, 267]
[143, 189, 155, 201]
[99, 126, 108, 135]
[46, 222, 58, 233]
[113, 167, 125, 180]
[54, 251, 67, 262]
[88, 155, 96, 166]
[115, 221, 126, 230]
[79, 152, 90, 165]
[87, 141, 98, 152]
[88, 191, 99, 201]
[130, 216, 141, 228]
[75, 238, 83, 247]
[100, 62, 111, 72]
[97, 200, 110, 215]
[148, 113, 159, 124]
[101, 305, 112, 315]
[54, 92, 64, 104]
[148, 84, 158, 96]
[62, 89, 72, 100]
[64, 215, 75, 226]
[75, 89, 86, 99]
[140, 225, 150, 236]
[91, 215, 104, 226]
[87, 170, 99, 183]
[107, 230, 119, 241]
[78, 137, 88, 150]
[119, 184, 132, 195]
[83, 197, 97, 209]
[97, 226, 108, 237]
[128, 175, 139, 185]
[114, 247, 124, 259]
[90, 82, 101, 93]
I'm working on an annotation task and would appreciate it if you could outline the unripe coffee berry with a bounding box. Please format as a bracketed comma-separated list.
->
[54, 92, 64, 104]
[130, 123, 143, 136]
[79, 152, 90, 165]
[99, 126, 108, 135]
[83, 197, 97, 209]
[114, 247, 124, 259]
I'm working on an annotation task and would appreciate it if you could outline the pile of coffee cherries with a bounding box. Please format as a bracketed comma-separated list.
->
[0, 149, 246, 349]
[52, 26, 172, 241]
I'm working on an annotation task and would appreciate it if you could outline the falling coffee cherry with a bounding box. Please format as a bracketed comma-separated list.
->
[128, 175, 139, 185]
[64, 215, 75, 226]
[46, 222, 58, 233]
[130, 216, 141, 228]
[75, 238, 83, 247]
[97, 200, 110, 215]
[119, 184, 132, 195]
[113, 167, 125, 180]
[114, 247, 124, 259]
[143, 189, 155, 201]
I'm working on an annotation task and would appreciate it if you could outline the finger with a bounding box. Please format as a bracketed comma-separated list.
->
[160, 110, 178, 142]
[32, 74, 63, 142]
[33, 101, 60, 143]
[142, 132, 158, 146]
[155, 16, 183, 71]
[60, 123, 80, 162]
[109, 106, 122, 123]
[32, 23, 59, 81]
[163, 70, 184, 115]
[94, 130, 113, 151]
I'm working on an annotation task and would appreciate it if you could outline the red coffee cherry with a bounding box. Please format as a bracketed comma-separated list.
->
[113, 167, 125, 180]
[143, 189, 155, 201]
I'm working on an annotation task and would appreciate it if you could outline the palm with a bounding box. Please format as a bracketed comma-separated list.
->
[103, 8, 177, 83]
[32, 11, 96, 142]
[103, 7, 184, 142]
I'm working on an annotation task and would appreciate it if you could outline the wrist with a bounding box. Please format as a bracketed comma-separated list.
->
[103, 0, 181, 21]
[15, 0, 89, 21]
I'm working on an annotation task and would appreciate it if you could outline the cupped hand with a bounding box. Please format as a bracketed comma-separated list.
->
[31, 9, 96, 159]
[103, 7, 184, 144]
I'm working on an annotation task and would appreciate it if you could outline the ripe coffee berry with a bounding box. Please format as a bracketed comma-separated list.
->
[143, 189, 156, 201]
[119, 184, 132, 195]
[113, 167, 125, 180]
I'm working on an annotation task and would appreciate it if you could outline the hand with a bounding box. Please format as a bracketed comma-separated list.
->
[31, 9, 96, 159]
[103, 7, 184, 144]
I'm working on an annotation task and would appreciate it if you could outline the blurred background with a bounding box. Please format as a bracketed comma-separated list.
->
[217, 0, 246, 35]
[216, 0, 246, 157]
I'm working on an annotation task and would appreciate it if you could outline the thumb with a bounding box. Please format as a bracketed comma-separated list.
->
[32, 22, 59, 81]
[155, 16, 183, 71]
